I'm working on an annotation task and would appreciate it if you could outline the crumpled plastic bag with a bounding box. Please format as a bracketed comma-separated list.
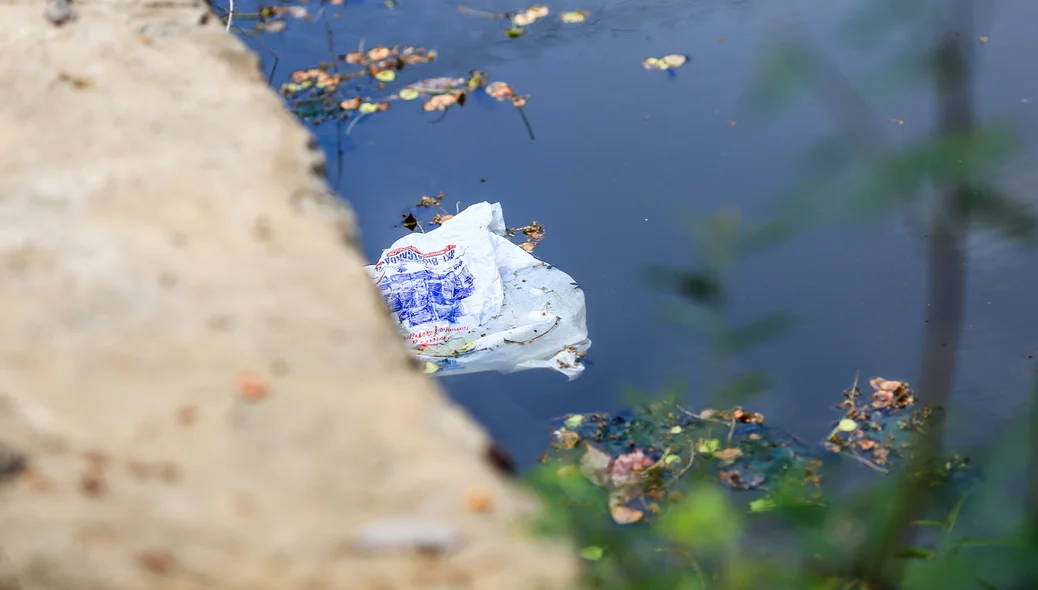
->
[366, 202, 591, 379]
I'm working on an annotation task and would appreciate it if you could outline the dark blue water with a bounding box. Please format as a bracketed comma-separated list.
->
[234, 0, 1038, 466]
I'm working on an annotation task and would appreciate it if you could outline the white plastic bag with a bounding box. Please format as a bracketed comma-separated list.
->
[366, 202, 591, 379]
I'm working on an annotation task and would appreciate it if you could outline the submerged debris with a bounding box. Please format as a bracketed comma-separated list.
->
[542, 377, 974, 525]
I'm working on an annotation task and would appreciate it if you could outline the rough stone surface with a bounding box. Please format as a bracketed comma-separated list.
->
[0, 0, 579, 588]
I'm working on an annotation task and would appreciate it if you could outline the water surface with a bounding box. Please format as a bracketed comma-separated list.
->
[236, 0, 1038, 466]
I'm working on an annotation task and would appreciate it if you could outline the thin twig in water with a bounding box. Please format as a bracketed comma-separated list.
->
[839, 450, 889, 474]
[320, 8, 346, 188]
[345, 113, 366, 135]
[246, 34, 281, 85]
[516, 106, 535, 140]
[428, 109, 450, 124]
[225, 0, 234, 31]
[653, 546, 707, 589]
[457, 5, 512, 19]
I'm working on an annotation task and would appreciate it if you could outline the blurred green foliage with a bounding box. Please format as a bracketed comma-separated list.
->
[521, 0, 1038, 588]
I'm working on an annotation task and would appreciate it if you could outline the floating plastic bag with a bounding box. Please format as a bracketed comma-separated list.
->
[366, 202, 591, 379]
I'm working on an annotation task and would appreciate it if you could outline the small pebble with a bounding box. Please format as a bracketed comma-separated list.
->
[44, 0, 75, 25]
[352, 517, 462, 556]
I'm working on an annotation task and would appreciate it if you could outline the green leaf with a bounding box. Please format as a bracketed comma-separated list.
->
[696, 439, 721, 454]
[945, 493, 968, 535]
[713, 370, 774, 405]
[375, 70, 396, 82]
[749, 497, 776, 513]
[911, 520, 948, 529]
[399, 88, 420, 101]
[853, 127, 1018, 217]
[564, 414, 584, 429]
[949, 537, 1015, 549]
[358, 102, 380, 114]
[658, 485, 743, 550]
[894, 546, 937, 559]
[968, 184, 1037, 243]
[746, 43, 809, 117]
[578, 546, 604, 561]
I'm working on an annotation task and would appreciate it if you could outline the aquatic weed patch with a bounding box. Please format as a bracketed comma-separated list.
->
[540, 377, 978, 525]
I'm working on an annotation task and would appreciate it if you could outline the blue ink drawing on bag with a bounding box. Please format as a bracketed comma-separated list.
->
[376, 262, 476, 328]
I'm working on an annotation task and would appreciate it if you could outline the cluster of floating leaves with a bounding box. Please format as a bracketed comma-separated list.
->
[458, 4, 588, 38]
[397, 194, 547, 252]
[281, 46, 525, 129]
[642, 54, 689, 71]
[826, 377, 925, 470]
[279, 44, 439, 124]
[541, 377, 974, 525]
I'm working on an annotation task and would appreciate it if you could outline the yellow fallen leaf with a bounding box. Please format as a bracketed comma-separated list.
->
[375, 70, 396, 82]
[837, 419, 858, 432]
[712, 447, 742, 461]
[560, 10, 588, 23]
[662, 54, 687, 68]
[526, 4, 549, 18]
[367, 47, 391, 61]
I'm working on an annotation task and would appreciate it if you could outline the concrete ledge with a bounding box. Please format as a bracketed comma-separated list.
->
[0, 0, 578, 588]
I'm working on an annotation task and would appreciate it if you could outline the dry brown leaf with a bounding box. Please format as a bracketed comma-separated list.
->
[712, 447, 743, 461]
[878, 380, 904, 392]
[487, 81, 513, 100]
[609, 503, 644, 525]
[345, 51, 365, 64]
[662, 54, 687, 68]
[608, 489, 644, 525]
[423, 93, 460, 111]
[367, 47, 391, 61]
[526, 4, 549, 18]
[580, 442, 612, 487]
[339, 97, 361, 111]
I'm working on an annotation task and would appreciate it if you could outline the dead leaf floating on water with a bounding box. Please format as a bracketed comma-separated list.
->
[979, 35, 989, 44]
[485, 81, 529, 108]
[560, 9, 588, 23]
[423, 92, 464, 112]
[642, 54, 689, 71]
[891, 118, 904, 125]
[513, 4, 549, 25]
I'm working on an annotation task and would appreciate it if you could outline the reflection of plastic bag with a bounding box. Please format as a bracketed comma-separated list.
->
[366, 202, 591, 379]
